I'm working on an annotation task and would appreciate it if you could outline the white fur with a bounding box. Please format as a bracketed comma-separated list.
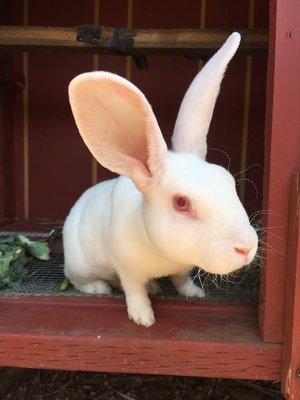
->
[172, 32, 241, 158]
[64, 32, 258, 327]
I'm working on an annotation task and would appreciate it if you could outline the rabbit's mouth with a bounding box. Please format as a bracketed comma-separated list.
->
[198, 254, 256, 276]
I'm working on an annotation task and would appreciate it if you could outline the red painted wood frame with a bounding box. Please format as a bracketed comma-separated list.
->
[0, 0, 300, 396]
[282, 173, 300, 399]
[259, 0, 300, 343]
[6, 0, 268, 220]
[0, 297, 282, 380]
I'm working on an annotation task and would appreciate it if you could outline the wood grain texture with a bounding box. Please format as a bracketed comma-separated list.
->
[245, 0, 268, 216]
[0, 1, 15, 223]
[10, 1, 25, 220]
[0, 26, 268, 54]
[26, 0, 94, 219]
[0, 297, 282, 379]
[259, 0, 300, 343]
[0, 53, 15, 224]
[95, 0, 127, 184]
[131, 0, 200, 154]
[205, 0, 248, 198]
[282, 173, 300, 399]
[6, 0, 268, 220]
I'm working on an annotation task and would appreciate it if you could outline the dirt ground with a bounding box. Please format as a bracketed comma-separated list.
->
[0, 369, 284, 400]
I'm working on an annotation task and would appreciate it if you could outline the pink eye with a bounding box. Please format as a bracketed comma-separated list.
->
[173, 195, 191, 212]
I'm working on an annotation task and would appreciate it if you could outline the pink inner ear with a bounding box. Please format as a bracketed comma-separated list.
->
[69, 72, 167, 191]
[92, 91, 148, 168]
[104, 81, 149, 166]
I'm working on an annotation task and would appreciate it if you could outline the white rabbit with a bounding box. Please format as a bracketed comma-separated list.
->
[63, 32, 258, 327]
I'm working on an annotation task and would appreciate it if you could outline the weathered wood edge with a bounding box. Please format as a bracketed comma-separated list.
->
[0, 26, 268, 55]
[282, 172, 300, 399]
[0, 297, 282, 380]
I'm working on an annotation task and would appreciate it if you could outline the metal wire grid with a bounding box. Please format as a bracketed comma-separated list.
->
[0, 230, 260, 300]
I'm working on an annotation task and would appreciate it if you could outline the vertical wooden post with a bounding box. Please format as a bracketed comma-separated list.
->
[260, 0, 300, 342]
[92, 0, 100, 185]
[22, 0, 29, 219]
[239, 0, 254, 202]
[282, 173, 300, 399]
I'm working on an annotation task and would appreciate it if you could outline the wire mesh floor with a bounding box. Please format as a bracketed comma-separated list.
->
[0, 228, 260, 301]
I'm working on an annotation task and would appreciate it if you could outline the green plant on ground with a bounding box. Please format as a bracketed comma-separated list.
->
[0, 234, 50, 289]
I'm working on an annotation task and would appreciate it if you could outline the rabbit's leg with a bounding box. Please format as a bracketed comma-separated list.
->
[72, 279, 112, 295]
[64, 248, 113, 295]
[119, 272, 155, 327]
[109, 276, 161, 296]
[172, 273, 205, 298]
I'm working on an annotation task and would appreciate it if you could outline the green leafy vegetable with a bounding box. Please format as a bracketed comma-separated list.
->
[16, 234, 50, 260]
[0, 234, 50, 289]
[59, 278, 70, 292]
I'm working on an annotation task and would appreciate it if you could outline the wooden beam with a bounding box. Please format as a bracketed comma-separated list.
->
[0, 296, 281, 379]
[0, 26, 268, 55]
[259, 0, 300, 343]
[282, 172, 300, 399]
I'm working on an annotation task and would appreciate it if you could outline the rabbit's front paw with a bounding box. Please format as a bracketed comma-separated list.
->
[127, 303, 155, 327]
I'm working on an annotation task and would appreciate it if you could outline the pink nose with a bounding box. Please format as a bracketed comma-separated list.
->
[234, 246, 251, 256]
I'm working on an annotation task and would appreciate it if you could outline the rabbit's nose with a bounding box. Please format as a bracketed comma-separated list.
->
[234, 246, 251, 256]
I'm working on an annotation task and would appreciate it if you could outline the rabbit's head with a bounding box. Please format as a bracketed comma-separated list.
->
[69, 32, 258, 275]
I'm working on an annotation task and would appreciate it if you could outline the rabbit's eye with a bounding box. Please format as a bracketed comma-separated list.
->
[173, 195, 191, 213]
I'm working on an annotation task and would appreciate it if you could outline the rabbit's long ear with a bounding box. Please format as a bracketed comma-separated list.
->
[69, 72, 167, 193]
[172, 32, 241, 159]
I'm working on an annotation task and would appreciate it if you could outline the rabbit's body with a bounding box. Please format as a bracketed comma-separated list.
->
[64, 174, 195, 290]
[64, 179, 118, 289]
[64, 172, 203, 326]
[64, 32, 258, 326]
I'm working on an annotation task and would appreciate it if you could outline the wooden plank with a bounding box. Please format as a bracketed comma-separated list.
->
[8, 0, 126, 220]
[26, 0, 94, 220]
[259, 0, 300, 343]
[205, 0, 251, 211]
[131, 0, 199, 154]
[0, 219, 62, 235]
[96, 0, 127, 184]
[282, 173, 300, 399]
[0, 26, 268, 54]
[11, 2, 25, 220]
[0, 296, 282, 379]
[0, 53, 15, 224]
[243, 0, 268, 216]
[0, 2, 15, 223]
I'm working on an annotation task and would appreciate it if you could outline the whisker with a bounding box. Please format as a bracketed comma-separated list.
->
[258, 240, 284, 256]
[188, 268, 207, 299]
[221, 275, 241, 287]
[234, 163, 265, 178]
[250, 209, 278, 218]
[249, 209, 282, 223]
[236, 177, 258, 204]
[209, 147, 231, 171]
[196, 269, 205, 294]
[186, 270, 200, 299]
[258, 230, 285, 242]
[255, 225, 286, 231]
